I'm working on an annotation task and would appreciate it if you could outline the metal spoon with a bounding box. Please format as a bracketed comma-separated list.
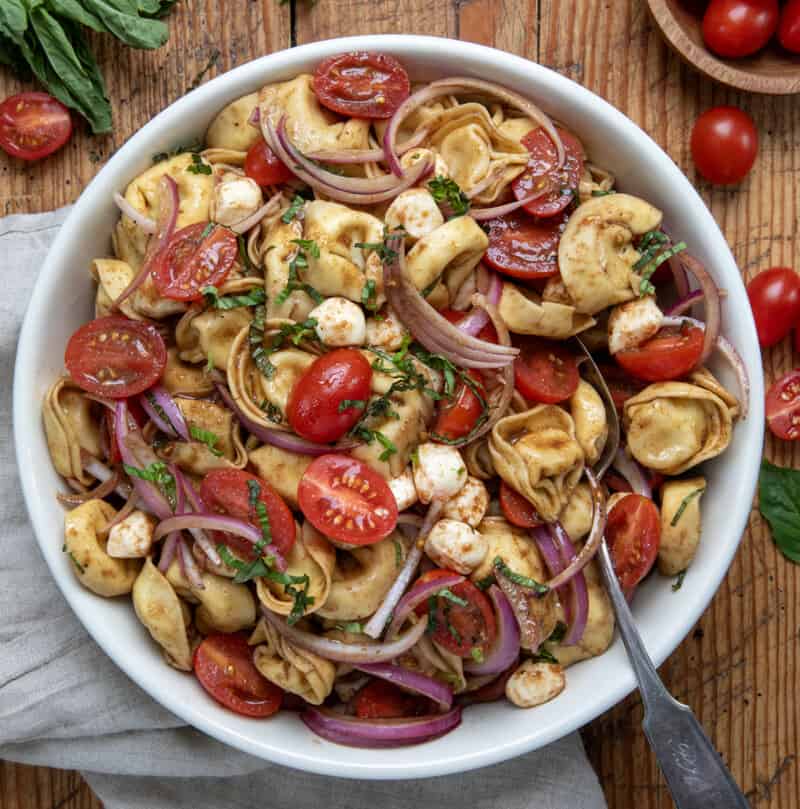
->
[573, 338, 750, 808]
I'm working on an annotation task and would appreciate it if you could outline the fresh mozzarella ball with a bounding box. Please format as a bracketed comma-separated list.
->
[213, 173, 263, 228]
[384, 189, 445, 242]
[413, 443, 468, 503]
[424, 518, 488, 574]
[442, 476, 489, 527]
[388, 467, 418, 511]
[106, 510, 156, 559]
[607, 295, 663, 355]
[505, 661, 566, 708]
[308, 296, 367, 347]
[365, 308, 408, 351]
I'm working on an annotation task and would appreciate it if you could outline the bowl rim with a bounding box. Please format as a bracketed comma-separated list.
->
[13, 34, 765, 779]
[647, 0, 800, 95]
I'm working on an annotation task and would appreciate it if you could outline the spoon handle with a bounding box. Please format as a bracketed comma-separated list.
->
[595, 541, 750, 809]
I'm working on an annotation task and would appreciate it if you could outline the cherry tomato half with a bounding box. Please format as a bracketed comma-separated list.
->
[615, 325, 704, 383]
[702, 0, 779, 58]
[499, 482, 541, 528]
[64, 316, 166, 399]
[514, 338, 579, 404]
[483, 210, 568, 280]
[512, 127, 584, 219]
[0, 92, 72, 161]
[605, 494, 661, 595]
[779, 0, 800, 53]
[691, 106, 758, 186]
[244, 139, 294, 186]
[200, 469, 296, 557]
[353, 679, 427, 719]
[313, 52, 411, 119]
[747, 267, 800, 347]
[287, 349, 373, 444]
[596, 363, 646, 412]
[432, 370, 485, 442]
[298, 454, 398, 545]
[193, 633, 282, 718]
[766, 369, 800, 440]
[414, 569, 497, 658]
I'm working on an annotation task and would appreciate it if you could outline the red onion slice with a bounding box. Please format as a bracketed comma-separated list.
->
[469, 187, 549, 221]
[214, 381, 358, 455]
[355, 663, 453, 711]
[158, 532, 179, 572]
[82, 455, 132, 499]
[178, 534, 204, 588]
[139, 386, 190, 441]
[57, 468, 121, 506]
[679, 253, 721, 368]
[302, 706, 462, 748]
[547, 523, 589, 646]
[463, 585, 520, 675]
[544, 468, 607, 591]
[382, 237, 518, 369]
[230, 193, 283, 235]
[261, 606, 427, 663]
[611, 447, 652, 498]
[661, 316, 749, 420]
[668, 252, 690, 300]
[113, 192, 156, 234]
[113, 175, 179, 309]
[171, 466, 222, 567]
[385, 570, 464, 640]
[494, 568, 542, 650]
[664, 289, 704, 317]
[305, 128, 429, 166]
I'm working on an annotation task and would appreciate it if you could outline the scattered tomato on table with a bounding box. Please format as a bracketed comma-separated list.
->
[691, 106, 758, 185]
[0, 92, 73, 161]
[766, 369, 800, 440]
[746, 267, 800, 347]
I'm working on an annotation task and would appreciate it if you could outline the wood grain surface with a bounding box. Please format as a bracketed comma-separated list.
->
[1, 1, 798, 807]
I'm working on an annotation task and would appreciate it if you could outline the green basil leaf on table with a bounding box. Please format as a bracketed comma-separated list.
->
[44, 0, 107, 32]
[80, 0, 168, 49]
[759, 459, 800, 563]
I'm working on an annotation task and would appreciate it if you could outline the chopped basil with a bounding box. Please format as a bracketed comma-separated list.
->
[420, 274, 442, 299]
[494, 556, 549, 596]
[638, 241, 687, 295]
[199, 222, 215, 239]
[531, 647, 559, 665]
[436, 588, 468, 607]
[202, 284, 266, 309]
[548, 621, 567, 644]
[338, 399, 366, 414]
[475, 574, 495, 591]
[336, 621, 365, 634]
[262, 401, 284, 424]
[205, 353, 215, 374]
[361, 278, 379, 312]
[67, 550, 85, 574]
[759, 459, 800, 563]
[248, 304, 276, 378]
[237, 234, 259, 277]
[426, 595, 438, 634]
[281, 195, 306, 224]
[393, 538, 403, 568]
[247, 479, 272, 548]
[189, 425, 223, 456]
[470, 647, 485, 663]
[275, 240, 322, 306]
[375, 432, 398, 462]
[670, 487, 705, 526]
[428, 176, 470, 218]
[187, 152, 212, 175]
[354, 225, 406, 263]
[672, 570, 687, 592]
[591, 189, 616, 197]
[123, 462, 177, 508]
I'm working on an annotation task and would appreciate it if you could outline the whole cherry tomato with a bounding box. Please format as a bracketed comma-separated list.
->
[702, 0, 779, 58]
[0, 92, 72, 161]
[747, 267, 800, 347]
[779, 0, 800, 53]
[691, 106, 758, 185]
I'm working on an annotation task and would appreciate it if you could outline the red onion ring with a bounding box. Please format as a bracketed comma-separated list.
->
[178, 534, 204, 588]
[454, 272, 501, 337]
[463, 585, 520, 675]
[302, 705, 462, 748]
[382, 237, 518, 369]
[139, 386, 190, 441]
[355, 663, 453, 711]
[153, 514, 287, 572]
[469, 187, 549, 221]
[305, 128, 429, 166]
[458, 661, 518, 705]
[261, 605, 427, 663]
[679, 253, 721, 368]
[214, 381, 359, 455]
[611, 447, 652, 498]
[81, 455, 132, 499]
[385, 570, 464, 640]
[363, 499, 444, 639]
[661, 316, 749, 419]
[494, 567, 543, 650]
[57, 467, 121, 506]
[248, 106, 260, 127]
[113, 175, 179, 309]
[230, 192, 283, 235]
[544, 468, 607, 591]
[170, 466, 222, 567]
[664, 289, 704, 317]
[668, 251, 690, 300]
[113, 192, 156, 234]
[104, 490, 140, 533]
[158, 531, 180, 572]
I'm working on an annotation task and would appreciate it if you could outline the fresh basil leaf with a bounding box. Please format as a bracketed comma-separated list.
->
[494, 556, 549, 595]
[80, 0, 169, 49]
[45, 0, 107, 32]
[759, 459, 800, 563]
[190, 425, 223, 457]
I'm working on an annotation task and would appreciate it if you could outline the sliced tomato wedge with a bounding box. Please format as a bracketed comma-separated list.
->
[298, 454, 398, 545]
[483, 210, 568, 280]
[64, 316, 167, 399]
[615, 324, 704, 383]
[193, 633, 282, 718]
[514, 337, 579, 404]
[313, 52, 410, 119]
[606, 494, 661, 596]
[512, 127, 584, 218]
[244, 139, 294, 186]
[432, 370, 485, 443]
[766, 369, 800, 440]
[199, 469, 296, 557]
[353, 679, 427, 719]
[414, 569, 497, 659]
[0, 92, 72, 161]
[151, 222, 238, 301]
[499, 482, 540, 528]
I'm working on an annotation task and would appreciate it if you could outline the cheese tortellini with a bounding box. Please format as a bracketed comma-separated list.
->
[658, 478, 706, 576]
[499, 281, 595, 339]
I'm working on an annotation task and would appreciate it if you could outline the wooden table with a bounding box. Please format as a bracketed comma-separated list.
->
[1, 1, 798, 806]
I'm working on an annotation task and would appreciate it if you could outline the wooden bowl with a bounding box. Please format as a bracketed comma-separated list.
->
[647, 0, 800, 94]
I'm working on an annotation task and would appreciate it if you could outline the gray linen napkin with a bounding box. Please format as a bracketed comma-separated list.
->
[0, 208, 606, 809]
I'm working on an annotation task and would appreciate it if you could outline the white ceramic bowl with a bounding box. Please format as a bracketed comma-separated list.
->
[14, 35, 764, 779]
